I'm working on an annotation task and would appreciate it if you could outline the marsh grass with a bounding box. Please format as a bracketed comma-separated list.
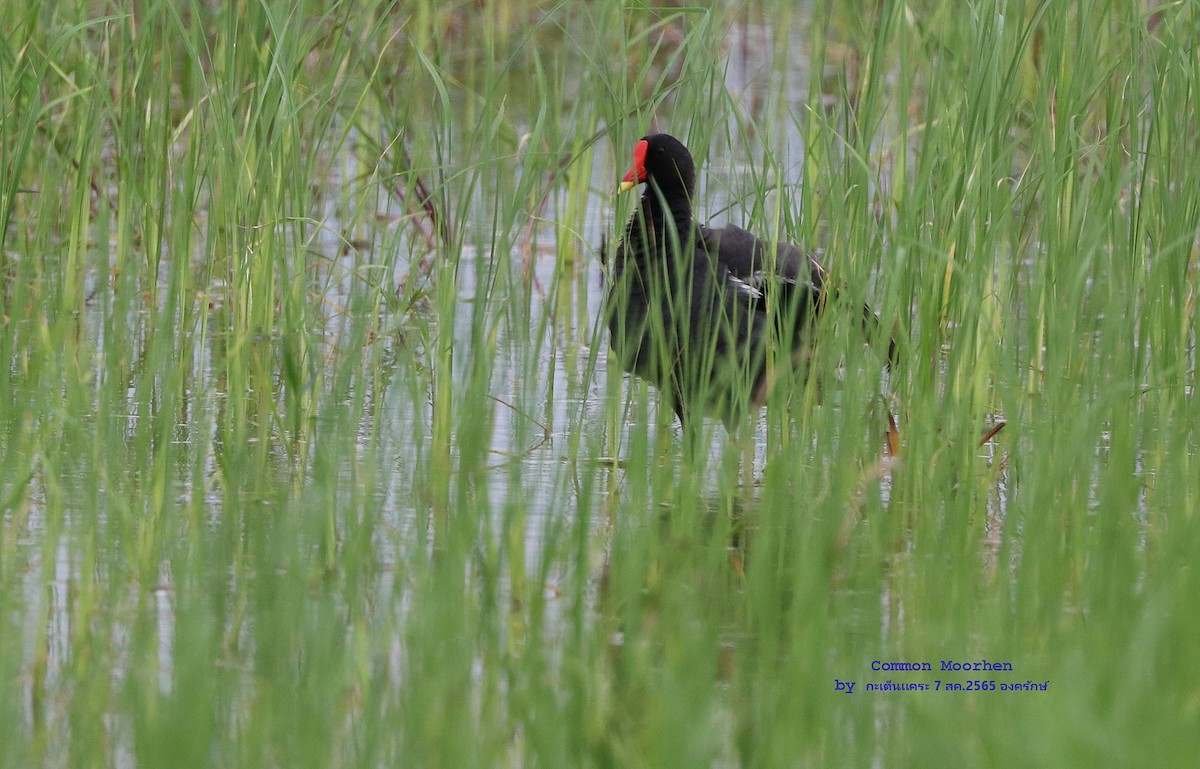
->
[2, 0, 1198, 766]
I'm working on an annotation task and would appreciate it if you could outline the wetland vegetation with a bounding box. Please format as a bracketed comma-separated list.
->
[2, 1, 1198, 766]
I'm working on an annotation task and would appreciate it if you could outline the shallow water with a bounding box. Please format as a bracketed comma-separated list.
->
[14, 4, 1185, 763]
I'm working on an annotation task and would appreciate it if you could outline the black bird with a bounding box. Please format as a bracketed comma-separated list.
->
[604, 133, 888, 433]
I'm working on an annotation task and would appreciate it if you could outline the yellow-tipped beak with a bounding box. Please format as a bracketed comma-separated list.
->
[619, 139, 648, 193]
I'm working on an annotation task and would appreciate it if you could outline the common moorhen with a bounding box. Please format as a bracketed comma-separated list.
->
[605, 133, 888, 432]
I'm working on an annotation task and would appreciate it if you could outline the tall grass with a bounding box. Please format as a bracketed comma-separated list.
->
[1, 0, 1197, 766]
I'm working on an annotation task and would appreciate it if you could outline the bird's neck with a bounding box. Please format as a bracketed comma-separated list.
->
[625, 188, 693, 261]
[647, 184, 694, 232]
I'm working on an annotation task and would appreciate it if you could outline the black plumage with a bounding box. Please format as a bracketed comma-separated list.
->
[604, 133, 884, 432]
